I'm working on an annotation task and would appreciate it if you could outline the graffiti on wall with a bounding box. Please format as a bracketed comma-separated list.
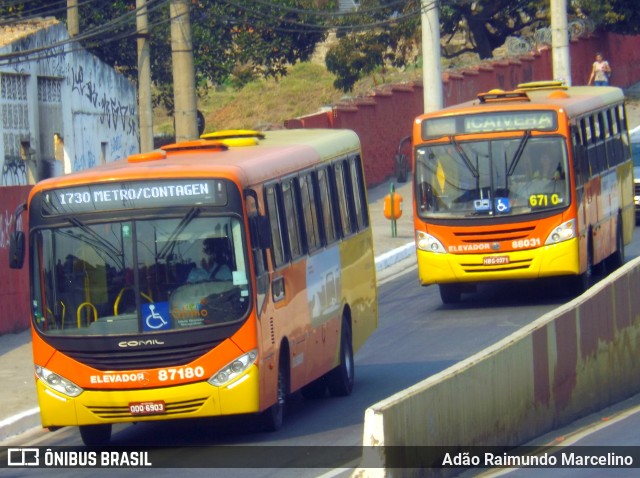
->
[99, 94, 138, 136]
[71, 66, 99, 106]
[1, 158, 27, 186]
[72, 149, 97, 173]
[71, 65, 137, 137]
[10, 27, 66, 77]
[0, 209, 19, 249]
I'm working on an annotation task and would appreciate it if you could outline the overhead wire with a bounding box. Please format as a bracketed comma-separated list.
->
[0, 0, 171, 65]
[0, 0, 102, 26]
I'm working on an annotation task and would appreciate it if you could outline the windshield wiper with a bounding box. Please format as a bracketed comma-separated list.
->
[450, 136, 479, 178]
[507, 130, 531, 176]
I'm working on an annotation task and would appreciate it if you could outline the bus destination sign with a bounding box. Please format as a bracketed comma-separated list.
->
[41, 179, 227, 216]
[423, 110, 557, 138]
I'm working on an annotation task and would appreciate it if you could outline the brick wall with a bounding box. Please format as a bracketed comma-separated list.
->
[287, 32, 640, 186]
[0, 186, 31, 334]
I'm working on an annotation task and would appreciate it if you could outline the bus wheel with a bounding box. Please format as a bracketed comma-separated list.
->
[606, 215, 624, 272]
[79, 424, 112, 447]
[439, 284, 461, 304]
[327, 319, 354, 397]
[260, 353, 288, 432]
[572, 239, 594, 295]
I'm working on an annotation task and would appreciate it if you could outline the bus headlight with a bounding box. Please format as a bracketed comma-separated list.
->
[416, 230, 447, 253]
[208, 349, 258, 387]
[35, 365, 83, 397]
[545, 219, 576, 245]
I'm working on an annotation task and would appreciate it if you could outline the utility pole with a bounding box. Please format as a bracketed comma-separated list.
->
[551, 0, 571, 85]
[421, 0, 443, 113]
[67, 0, 79, 37]
[136, 0, 154, 152]
[170, 0, 198, 141]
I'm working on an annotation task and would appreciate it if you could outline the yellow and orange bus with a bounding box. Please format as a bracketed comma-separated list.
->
[412, 82, 634, 303]
[9, 128, 378, 445]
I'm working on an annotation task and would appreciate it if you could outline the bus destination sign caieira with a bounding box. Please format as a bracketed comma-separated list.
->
[42, 179, 227, 216]
[423, 110, 557, 138]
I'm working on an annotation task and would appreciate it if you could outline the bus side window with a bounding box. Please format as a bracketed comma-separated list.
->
[349, 155, 369, 231]
[246, 192, 269, 314]
[282, 178, 304, 260]
[265, 184, 287, 268]
[317, 167, 338, 245]
[333, 160, 354, 237]
[299, 173, 322, 253]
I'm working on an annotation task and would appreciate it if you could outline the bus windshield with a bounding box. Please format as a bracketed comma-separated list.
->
[32, 215, 250, 336]
[415, 136, 570, 218]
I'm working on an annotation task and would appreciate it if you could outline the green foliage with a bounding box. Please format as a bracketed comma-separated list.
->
[574, 0, 640, 35]
[325, 0, 420, 92]
[0, 0, 329, 112]
[325, 0, 545, 92]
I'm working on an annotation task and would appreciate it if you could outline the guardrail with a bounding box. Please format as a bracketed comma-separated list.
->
[357, 257, 640, 475]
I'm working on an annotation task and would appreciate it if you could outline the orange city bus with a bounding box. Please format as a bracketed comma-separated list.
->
[412, 82, 634, 303]
[8, 128, 378, 445]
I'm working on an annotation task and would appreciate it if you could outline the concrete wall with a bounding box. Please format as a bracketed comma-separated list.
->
[357, 258, 640, 474]
[0, 20, 139, 185]
[287, 32, 640, 187]
[0, 20, 138, 334]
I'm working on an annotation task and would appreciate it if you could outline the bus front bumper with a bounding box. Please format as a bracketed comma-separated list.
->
[417, 237, 580, 285]
[35, 364, 260, 428]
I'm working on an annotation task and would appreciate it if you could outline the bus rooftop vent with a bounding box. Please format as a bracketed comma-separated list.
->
[127, 150, 167, 163]
[160, 139, 228, 153]
[516, 80, 567, 91]
[200, 129, 265, 147]
[477, 90, 530, 103]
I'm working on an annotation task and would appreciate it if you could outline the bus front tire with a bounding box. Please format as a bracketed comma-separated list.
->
[79, 424, 112, 447]
[326, 319, 354, 397]
[572, 239, 594, 296]
[260, 352, 288, 432]
[606, 215, 624, 273]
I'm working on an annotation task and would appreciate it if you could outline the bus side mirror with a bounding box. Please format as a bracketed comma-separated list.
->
[9, 231, 25, 269]
[250, 215, 272, 250]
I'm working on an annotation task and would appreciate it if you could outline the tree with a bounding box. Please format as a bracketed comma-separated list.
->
[0, 0, 330, 111]
[325, 0, 546, 92]
[573, 0, 640, 35]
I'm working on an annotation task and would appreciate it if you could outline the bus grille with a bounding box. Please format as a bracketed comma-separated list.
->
[86, 397, 208, 419]
[64, 341, 219, 371]
[453, 225, 536, 244]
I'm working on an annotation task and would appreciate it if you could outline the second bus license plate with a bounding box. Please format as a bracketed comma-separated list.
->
[483, 256, 509, 266]
[129, 400, 166, 416]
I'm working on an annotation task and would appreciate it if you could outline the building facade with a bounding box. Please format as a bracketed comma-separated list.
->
[0, 18, 139, 186]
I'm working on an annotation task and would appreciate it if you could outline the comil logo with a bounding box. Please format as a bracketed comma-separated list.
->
[8, 448, 39, 466]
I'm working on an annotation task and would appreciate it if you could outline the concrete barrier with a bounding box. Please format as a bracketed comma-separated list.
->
[357, 257, 640, 476]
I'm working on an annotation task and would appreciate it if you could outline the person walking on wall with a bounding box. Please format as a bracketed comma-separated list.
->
[588, 53, 611, 86]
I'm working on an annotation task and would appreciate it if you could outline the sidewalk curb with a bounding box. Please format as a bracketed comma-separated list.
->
[0, 407, 40, 442]
[375, 242, 415, 272]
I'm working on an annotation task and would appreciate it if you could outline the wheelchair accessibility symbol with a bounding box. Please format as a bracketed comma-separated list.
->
[495, 198, 511, 213]
[142, 303, 171, 331]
